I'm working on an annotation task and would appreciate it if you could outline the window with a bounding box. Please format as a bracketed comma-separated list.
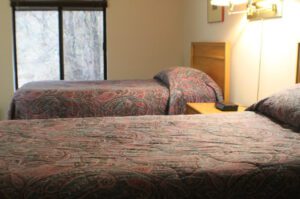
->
[15, 11, 60, 86]
[11, 0, 107, 88]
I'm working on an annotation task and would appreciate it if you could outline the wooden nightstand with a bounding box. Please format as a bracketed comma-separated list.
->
[185, 103, 246, 114]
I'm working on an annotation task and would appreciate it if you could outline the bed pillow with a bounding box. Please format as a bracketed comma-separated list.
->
[247, 84, 300, 130]
[154, 66, 223, 114]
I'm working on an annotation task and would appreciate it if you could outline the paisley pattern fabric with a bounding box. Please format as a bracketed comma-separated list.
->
[0, 112, 299, 198]
[154, 67, 223, 114]
[9, 67, 222, 119]
[9, 80, 170, 119]
[247, 84, 300, 130]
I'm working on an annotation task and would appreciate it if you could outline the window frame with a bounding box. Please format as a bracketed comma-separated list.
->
[12, 6, 107, 89]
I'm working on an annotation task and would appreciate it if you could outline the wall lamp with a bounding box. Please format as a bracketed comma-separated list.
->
[211, 0, 283, 20]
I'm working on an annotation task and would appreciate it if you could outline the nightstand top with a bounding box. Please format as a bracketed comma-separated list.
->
[186, 103, 246, 114]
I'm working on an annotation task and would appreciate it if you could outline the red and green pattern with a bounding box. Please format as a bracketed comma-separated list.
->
[9, 67, 223, 119]
[0, 112, 299, 198]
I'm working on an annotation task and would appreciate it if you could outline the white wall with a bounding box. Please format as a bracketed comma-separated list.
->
[0, 0, 184, 120]
[183, 0, 300, 106]
[0, 0, 14, 120]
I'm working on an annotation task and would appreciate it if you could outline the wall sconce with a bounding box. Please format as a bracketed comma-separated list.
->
[247, 0, 283, 20]
[211, 0, 283, 20]
[211, 0, 248, 13]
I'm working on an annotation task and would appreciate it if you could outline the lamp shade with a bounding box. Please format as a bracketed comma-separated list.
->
[211, 0, 248, 6]
[211, 0, 230, 6]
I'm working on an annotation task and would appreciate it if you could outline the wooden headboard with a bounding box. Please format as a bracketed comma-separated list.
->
[191, 42, 230, 102]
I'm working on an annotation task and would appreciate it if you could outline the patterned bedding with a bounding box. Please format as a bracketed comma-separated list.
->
[9, 67, 222, 120]
[9, 80, 170, 119]
[0, 112, 299, 198]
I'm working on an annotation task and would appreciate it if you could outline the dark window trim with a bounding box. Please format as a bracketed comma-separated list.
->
[103, 7, 107, 80]
[11, 1, 107, 8]
[14, 7, 105, 11]
[58, 7, 64, 80]
[11, 6, 107, 89]
[12, 6, 19, 89]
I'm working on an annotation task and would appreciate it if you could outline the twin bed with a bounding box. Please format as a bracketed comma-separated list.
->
[1, 42, 299, 198]
[9, 42, 229, 120]
[1, 101, 299, 198]
[8, 67, 222, 119]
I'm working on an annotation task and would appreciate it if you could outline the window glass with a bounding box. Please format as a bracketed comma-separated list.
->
[63, 11, 104, 81]
[16, 11, 60, 87]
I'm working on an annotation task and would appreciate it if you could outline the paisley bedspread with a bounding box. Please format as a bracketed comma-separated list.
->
[9, 67, 222, 120]
[9, 80, 170, 119]
[0, 112, 299, 198]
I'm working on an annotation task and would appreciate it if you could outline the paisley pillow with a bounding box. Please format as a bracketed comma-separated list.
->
[247, 84, 300, 130]
[154, 66, 224, 114]
[154, 66, 223, 101]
